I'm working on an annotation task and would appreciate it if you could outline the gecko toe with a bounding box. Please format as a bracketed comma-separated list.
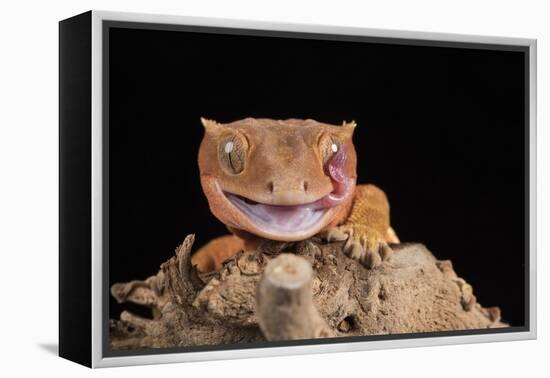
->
[345, 240, 364, 260]
[318, 228, 349, 243]
[361, 241, 391, 269]
[354, 243, 366, 260]
[379, 242, 393, 261]
[328, 228, 349, 242]
[363, 248, 382, 269]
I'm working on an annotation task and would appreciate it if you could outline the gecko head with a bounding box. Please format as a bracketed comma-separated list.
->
[198, 117, 358, 241]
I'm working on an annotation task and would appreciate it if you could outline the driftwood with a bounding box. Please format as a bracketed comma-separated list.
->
[110, 235, 505, 350]
[257, 253, 336, 340]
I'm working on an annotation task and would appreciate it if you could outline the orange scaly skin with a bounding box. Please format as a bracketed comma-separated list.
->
[191, 118, 399, 273]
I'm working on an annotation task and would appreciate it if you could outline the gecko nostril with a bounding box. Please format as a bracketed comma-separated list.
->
[267, 181, 274, 193]
[303, 180, 309, 192]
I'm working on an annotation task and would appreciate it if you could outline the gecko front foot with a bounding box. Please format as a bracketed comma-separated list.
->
[319, 225, 393, 269]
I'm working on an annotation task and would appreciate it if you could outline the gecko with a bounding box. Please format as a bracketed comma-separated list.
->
[191, 117, 399, 273]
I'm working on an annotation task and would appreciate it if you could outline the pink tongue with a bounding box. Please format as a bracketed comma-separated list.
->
[327, 147, 347, 184]
[259, 204, 312, 226]
[227, 193, 325, 230]
[311, 147, 349, 209]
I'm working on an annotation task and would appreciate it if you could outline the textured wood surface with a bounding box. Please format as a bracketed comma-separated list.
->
[110, 235, 505, 350]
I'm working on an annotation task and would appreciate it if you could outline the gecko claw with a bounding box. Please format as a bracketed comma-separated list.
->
[320, 225, 393, 269]
[346, 240, 364, 260]
[317, 228, 349, 242]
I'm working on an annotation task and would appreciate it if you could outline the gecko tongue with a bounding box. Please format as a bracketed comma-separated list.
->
[319, 145, 350, 207]
[226, 193, 328, 232]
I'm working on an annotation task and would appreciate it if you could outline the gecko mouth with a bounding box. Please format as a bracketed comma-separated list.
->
[222, 176, 351, 237]
[225, 193, 330, 234]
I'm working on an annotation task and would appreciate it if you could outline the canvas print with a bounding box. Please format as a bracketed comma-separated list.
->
[105, 23, 528, 353]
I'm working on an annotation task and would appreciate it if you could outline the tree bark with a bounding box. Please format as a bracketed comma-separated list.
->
[110, 235, 505, 350]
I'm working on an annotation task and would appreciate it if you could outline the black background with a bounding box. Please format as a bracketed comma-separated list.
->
[108, 26, 527, 326]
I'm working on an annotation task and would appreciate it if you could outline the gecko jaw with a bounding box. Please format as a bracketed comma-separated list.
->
[217, 175, 353, 241]
[224, 192, 332, 238]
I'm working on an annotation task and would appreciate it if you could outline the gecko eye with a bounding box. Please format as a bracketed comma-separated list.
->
[218, 133, 248, 174]
[319, 133, 340, 166]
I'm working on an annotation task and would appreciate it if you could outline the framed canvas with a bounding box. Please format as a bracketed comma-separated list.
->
[59, 10, 537, 368]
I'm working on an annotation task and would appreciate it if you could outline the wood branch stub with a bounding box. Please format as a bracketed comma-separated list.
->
[257, 254, 336, 341]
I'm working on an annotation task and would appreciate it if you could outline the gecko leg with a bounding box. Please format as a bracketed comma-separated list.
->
[319, 184, 396, 268]
[191, 234, 244, 273]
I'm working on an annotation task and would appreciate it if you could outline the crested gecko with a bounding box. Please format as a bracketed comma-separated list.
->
[191, 117, 399, 272]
